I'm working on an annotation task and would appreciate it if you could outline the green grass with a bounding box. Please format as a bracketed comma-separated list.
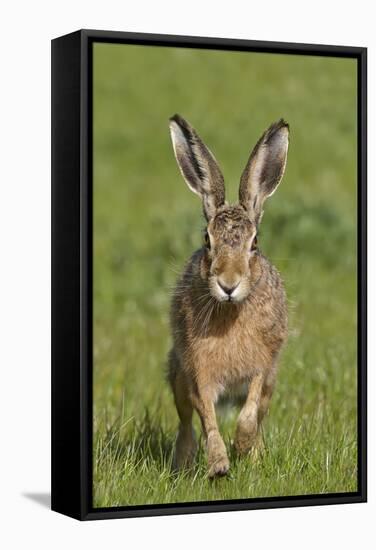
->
[93, 44, 358, 507]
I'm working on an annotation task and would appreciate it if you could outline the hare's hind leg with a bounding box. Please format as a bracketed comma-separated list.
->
[169, 351, 197, 470]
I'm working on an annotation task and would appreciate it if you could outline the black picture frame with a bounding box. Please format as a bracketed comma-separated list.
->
[51, 29, 367, 521]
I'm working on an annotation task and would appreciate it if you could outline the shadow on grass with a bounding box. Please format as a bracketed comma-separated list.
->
[95, 409, 178, 473]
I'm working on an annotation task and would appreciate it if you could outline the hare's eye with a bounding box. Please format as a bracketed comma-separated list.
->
[204, 231, 211, 249]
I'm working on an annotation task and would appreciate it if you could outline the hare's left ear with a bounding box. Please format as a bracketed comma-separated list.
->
[239, 119, 289, 225]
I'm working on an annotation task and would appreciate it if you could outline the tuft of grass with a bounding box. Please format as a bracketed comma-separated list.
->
[93, 44, 358, 507]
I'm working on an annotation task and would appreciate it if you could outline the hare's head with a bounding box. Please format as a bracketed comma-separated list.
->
[169, 114, 289, 304]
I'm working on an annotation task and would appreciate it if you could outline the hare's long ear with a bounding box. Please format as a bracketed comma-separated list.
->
[239, 119, 289, 225]
[169, 114, 225, 220]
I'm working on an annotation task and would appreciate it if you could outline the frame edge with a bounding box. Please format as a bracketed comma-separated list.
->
[51, 29, 84, 521]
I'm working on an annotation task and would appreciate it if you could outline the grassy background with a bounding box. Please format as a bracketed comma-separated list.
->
[93, 43, 358, 507]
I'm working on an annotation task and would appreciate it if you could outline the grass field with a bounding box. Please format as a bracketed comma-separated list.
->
[92, 44, 358, 507]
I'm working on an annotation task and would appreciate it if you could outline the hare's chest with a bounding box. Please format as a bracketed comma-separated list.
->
[193, 320, 264, 380]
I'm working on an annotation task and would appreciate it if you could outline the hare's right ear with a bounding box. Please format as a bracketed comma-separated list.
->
[169, 114, 225, 220]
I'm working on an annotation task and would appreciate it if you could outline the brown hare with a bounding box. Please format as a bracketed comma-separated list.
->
[167, 114, 289, 478]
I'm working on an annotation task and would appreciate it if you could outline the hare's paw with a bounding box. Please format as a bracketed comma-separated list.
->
[234, 413, 258, 455]
[234, 430, 264, 460]
[208, 455, 230, 478]
[234, 432, 255, 455]
[207, 433, 230, 478]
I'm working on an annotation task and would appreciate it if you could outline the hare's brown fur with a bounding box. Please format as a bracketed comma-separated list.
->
[168, 115, 289, 477]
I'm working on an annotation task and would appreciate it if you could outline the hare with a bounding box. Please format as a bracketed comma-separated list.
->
[167, 114, 289, 478]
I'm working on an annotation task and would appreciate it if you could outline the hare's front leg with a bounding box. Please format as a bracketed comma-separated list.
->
[191, 390, 229, 478]
[234, 371, 265, 455]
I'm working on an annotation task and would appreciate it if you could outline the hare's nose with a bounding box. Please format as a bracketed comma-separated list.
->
[218, 280, 239, 296]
